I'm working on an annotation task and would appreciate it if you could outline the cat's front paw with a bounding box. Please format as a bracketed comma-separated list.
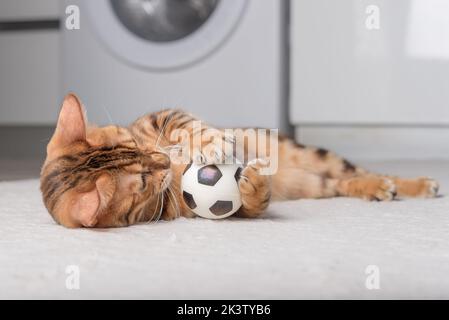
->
[237, 159, 272, 217]
[192, 130, 235, 164]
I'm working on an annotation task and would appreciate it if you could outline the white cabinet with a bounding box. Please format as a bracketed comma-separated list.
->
[0, 0, 59, 20]
[0, 0, 60, 125]
[290, 0, 449, 125]
[0, 32, 59, 125]
[290, 0, 449, 159]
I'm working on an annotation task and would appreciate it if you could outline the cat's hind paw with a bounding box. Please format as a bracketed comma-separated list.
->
[344, 176, 397, 201]
[416, 177, 439, 198]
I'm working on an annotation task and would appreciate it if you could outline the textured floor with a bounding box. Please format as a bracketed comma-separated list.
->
[1, 161, 449, 299]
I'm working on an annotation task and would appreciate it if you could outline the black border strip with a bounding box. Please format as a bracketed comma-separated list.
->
[1, 300, 448, 318]
[0, 20, 60, 32]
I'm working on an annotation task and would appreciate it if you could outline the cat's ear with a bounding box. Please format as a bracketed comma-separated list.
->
[48, 93, 87, 154]
[66, 175, 115, 228]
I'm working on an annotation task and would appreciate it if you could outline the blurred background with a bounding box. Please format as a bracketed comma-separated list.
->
[1, 0, 448, 180]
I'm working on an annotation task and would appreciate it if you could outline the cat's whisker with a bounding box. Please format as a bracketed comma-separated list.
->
[161, 145, 182, 154]
[156, 111, 176, 149]
[155, 122, 167, 149]
[167, 186, 180, 219]
[156, 146, 168, 155]
[171, 184, 181, 219]
[154, 192, 165, 224]
[101, 105, 114, 125]
[166, 187, 176, 219]
[163, 144, 183, 155]
[147, 192, 161, 224]
[162, 144, 182, 150]
[137, 206, 145, 223]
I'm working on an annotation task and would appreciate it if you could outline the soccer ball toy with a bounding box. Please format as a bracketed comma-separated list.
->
[182, 162, 243, 219]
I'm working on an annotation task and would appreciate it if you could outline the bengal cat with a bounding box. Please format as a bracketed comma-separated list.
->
[40, 94, 440, 228]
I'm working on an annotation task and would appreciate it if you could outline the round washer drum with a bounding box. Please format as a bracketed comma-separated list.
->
[85, 0, 248, 70]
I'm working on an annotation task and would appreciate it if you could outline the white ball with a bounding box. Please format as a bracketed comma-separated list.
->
[182, 162, 243, 219]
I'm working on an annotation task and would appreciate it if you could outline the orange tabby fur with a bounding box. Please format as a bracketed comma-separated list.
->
[40, 94, 440, 228]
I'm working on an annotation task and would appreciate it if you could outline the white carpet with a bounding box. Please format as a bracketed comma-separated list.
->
[1, 161, 449, 299]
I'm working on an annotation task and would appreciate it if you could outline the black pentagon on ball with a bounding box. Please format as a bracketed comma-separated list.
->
[183, 162, 192, 175]
[234, 167, 243, 182]
[209, 200, 233, 216]
[197, 165, 223, 186]
[183, 191, 197, 209]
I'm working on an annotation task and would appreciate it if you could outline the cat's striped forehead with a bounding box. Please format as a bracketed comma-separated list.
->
[40, 146, 170, 214]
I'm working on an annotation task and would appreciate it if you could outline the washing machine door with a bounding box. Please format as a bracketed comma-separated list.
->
[86, 0, 247, 70]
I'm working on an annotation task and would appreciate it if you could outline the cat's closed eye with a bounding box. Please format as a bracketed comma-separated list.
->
[141, 172, 151, 191]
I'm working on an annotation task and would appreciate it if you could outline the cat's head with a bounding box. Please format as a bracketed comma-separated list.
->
[40, 93, 171, 228]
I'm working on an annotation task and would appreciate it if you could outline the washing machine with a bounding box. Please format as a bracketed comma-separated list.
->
[62, 0, 288, 131]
